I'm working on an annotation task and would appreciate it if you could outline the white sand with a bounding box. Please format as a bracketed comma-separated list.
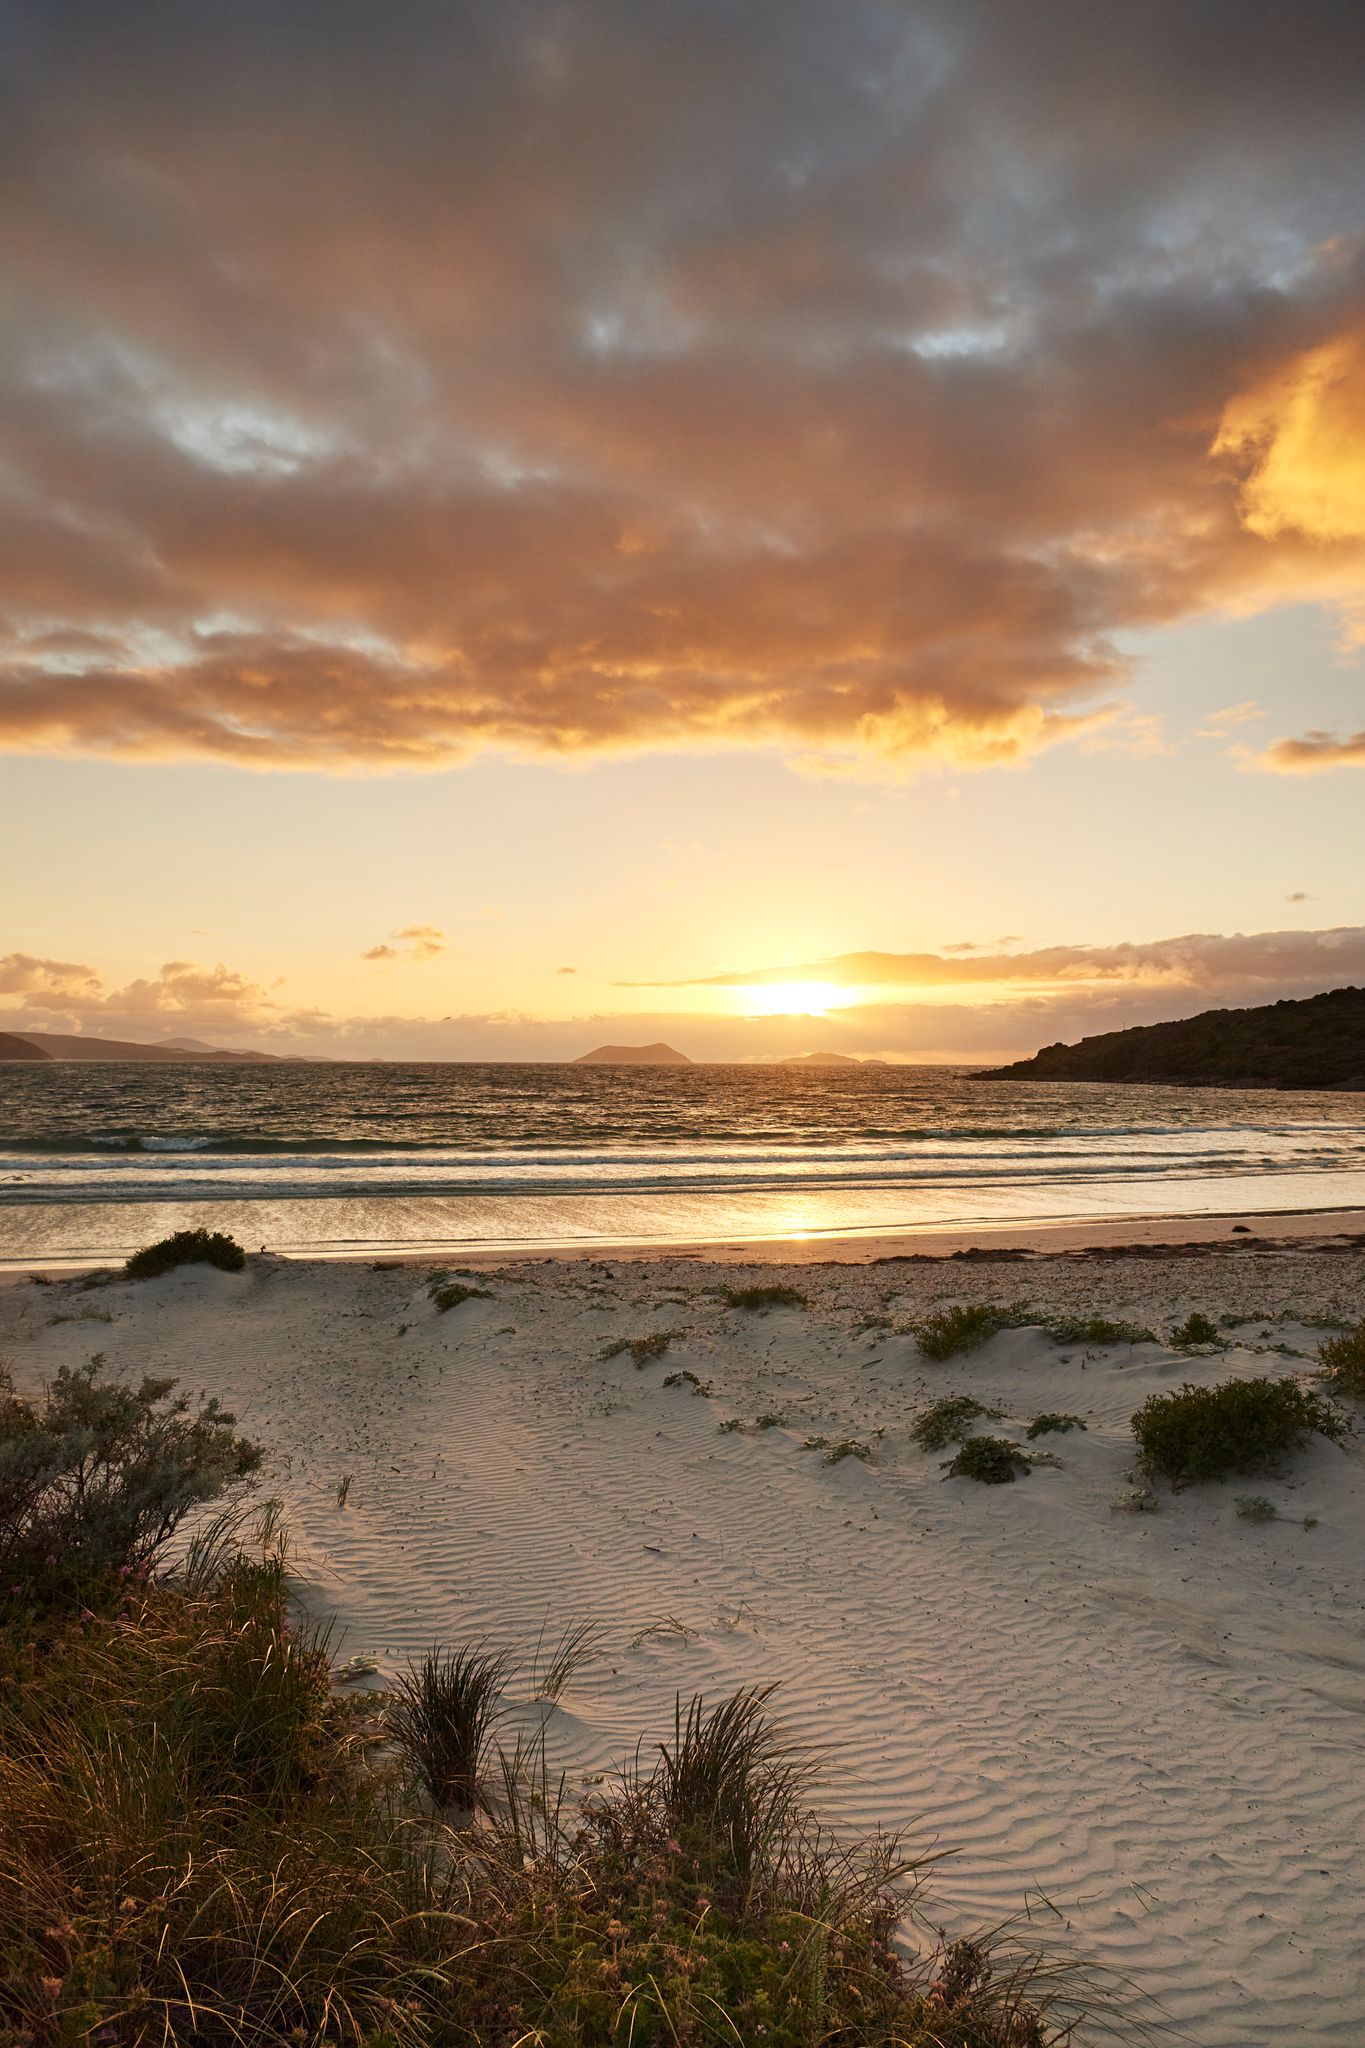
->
[6, 1241, 1365, 2043]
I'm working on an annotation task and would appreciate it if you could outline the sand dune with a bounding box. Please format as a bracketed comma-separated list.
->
[5, 1245, 1364, 2043]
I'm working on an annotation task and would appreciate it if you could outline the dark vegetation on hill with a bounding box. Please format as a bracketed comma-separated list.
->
[982, 986, 1365, 1090]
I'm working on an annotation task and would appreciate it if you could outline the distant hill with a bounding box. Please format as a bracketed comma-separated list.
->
[574, 1042, 692, 1065]
[0, 1030, 287, 1064]
[982, 986, 1365, 1090]
[0, 1031, 51, 1062]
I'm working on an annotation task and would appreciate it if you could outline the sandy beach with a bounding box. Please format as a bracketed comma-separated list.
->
[4, 1228, 1363, 2044]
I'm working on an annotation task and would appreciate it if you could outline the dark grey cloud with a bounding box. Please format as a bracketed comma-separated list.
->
[2, 2, 1364, 770]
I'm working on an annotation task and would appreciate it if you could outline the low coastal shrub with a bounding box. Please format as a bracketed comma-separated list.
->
[0, 1356, 262, 1609]
[912, 1303, 1003, 1359]
[1043, 1314, 1155, 1346]
[388, 1643, 508, 1810]
[124, 1227, 246, 1280]
[720, 1283, 806, 1311]
[1317, 1318, 1365, 1399]
[663, 1368, 712, 1395]
[1131, 1376, 1348, 1485]
[943, 1436, 1031, 1484]
[824, 1438, 872, 1464]
[1170, 1312, 1221, 1349]
[429, 1277, 493, 1310]
[1026, 1412, 1086, 1439]
[601, 1331, 680, 1364]
[911, 1394, 1005, 1452]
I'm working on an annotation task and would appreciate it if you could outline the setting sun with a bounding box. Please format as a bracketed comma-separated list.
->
[739, 980, 854, 1017]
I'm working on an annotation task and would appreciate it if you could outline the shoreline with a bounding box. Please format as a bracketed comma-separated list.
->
[6, 1198, 1365, 1280]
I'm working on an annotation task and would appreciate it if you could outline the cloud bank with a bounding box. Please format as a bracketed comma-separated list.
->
[2, 2, 1365, 775]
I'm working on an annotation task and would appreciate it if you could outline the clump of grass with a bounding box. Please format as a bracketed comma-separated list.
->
[1043, 1313, 1156, 1346]
[652, 1685, 809, 1889]
[1235, 1495, 1277, 1523]
[335, 1471, 354, 1507]
[663, 1369, 712, 1395]
[1317, 1318, 1365, 1399]
[528, 1617, 605, 1702]
[721, 1283, 806, 1311]
[1026, 1412, 1087, 1439]
[1170, 1312, 1221, 1349]
[428, 1278, 492, 1311]
[717, 1417, 745, 1433]
[1132, 1376, 1348, 1486]
[910, 1393, 1005, 1452]
[46, 1307, 114, 1325]
[824, 1438, 871, 1465]
[802, 1434, 829, 1450]
[943, 1436, 1030, 1484]
[911, 1302, 1004, 1359]
[754, 1412, 787, 1430]
[124, 1227, 246, 1280]
[388, 1643, 507, 1811]
[600, 1330, 681, 1365]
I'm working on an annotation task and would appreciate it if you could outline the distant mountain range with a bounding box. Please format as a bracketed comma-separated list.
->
[0, 1030, 288, 1063]
[774, 1051, 887, 1066]
[983, 986, 1365, 1090]
[574, 1042, 692, 1065]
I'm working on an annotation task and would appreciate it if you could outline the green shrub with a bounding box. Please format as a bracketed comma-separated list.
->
[911, 1303, 1003, 1359]
[124, 1228, 246, 1280]
[1318, 1319, 1365, 1398]
[943, 1436, 1030, 1484]
[1234, 1495, 1276, 1523]
[1131, 1376, 1348, 1485]
[663, 1369, 712, 1395]
[1026, 1412, 1086, 1439]
[911, 1394, 1004, 1452]
[1170, 1312, 1221, 1349]
[0, 1357, 261, 1609]
[1043, 1314, 1156, 1346]
[824, 1438, 871, 1465]
[388, 1644, 508, 1811]
[429, 1278, 492, 1311]
[720, 1284, 806, 1311]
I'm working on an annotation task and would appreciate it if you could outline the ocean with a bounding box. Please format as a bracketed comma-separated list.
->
[1, 1059, 1364, 1266]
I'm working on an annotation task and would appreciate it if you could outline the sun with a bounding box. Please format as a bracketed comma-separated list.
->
[740, 979, 853, 1017]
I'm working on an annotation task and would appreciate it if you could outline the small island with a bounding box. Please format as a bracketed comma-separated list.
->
[982, 985, 1365, 1090]
[573, 1041, 692, 1065]
[775, 1051, 863, 1066]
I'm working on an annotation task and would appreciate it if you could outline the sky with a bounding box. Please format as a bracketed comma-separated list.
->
[2, 0, 1364, 1062]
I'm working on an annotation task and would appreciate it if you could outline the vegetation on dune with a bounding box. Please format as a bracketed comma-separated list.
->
[912, 1303, 1004, 1360]
[1131, 1376, 1348, 1486]
[911, 1394, 1005, 1452]
[1026, 1412, 1087, 1439]
[1317, 1317, 1365, 1400]
[910, 1304, 1158, 1358]
[720, 1283, 807, 1311]
[943, 1436, 1032, 1484]
[1041, 1315, 1155, 1347]
[0, 1344, 1154, 2047]
[663, 1368, 712, 1395]
[0, 1356, 262, 1610]
[124, 1227, 246, 1280]
[1169, 1312, 1221, 1350]
[600, 1330, 681, 1365]
[428, 1276, 493, 1311]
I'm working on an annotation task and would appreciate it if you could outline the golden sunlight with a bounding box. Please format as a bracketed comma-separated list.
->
[738, 979, 854, 1017]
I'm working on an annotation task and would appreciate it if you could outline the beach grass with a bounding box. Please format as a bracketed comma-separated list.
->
[124, 1227, 247, 1280]
[388, 1642, 509, 1809]
[1317, 1318, 1365, 1399]
[720, 1283, 807, 1311]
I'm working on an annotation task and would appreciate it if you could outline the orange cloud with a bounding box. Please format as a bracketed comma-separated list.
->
[363, 926, 445, 962]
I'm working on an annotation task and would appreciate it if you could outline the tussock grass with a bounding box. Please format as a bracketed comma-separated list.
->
[824, 1437, 872, 1465]
[388, 1643, 508, 1810]
[124, 1227, 246, 1280]
[1132, 1376, 1348, 1486]
[0, 1542, 1146, 2047]
[1170, 1312, 1221, 1349]
[662, 1368, 712, 1395]
[911, 1302, 1004, 1359]
[721, 1283, 806, 1311]
[528, 1617, 605, 1702]
[1317, 1318, 1365, 1399]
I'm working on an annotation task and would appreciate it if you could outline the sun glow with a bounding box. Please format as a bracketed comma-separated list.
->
[739, 979, 853, 1017]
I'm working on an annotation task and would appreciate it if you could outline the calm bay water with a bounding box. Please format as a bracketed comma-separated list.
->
[1, 1060, 1363, 1265]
